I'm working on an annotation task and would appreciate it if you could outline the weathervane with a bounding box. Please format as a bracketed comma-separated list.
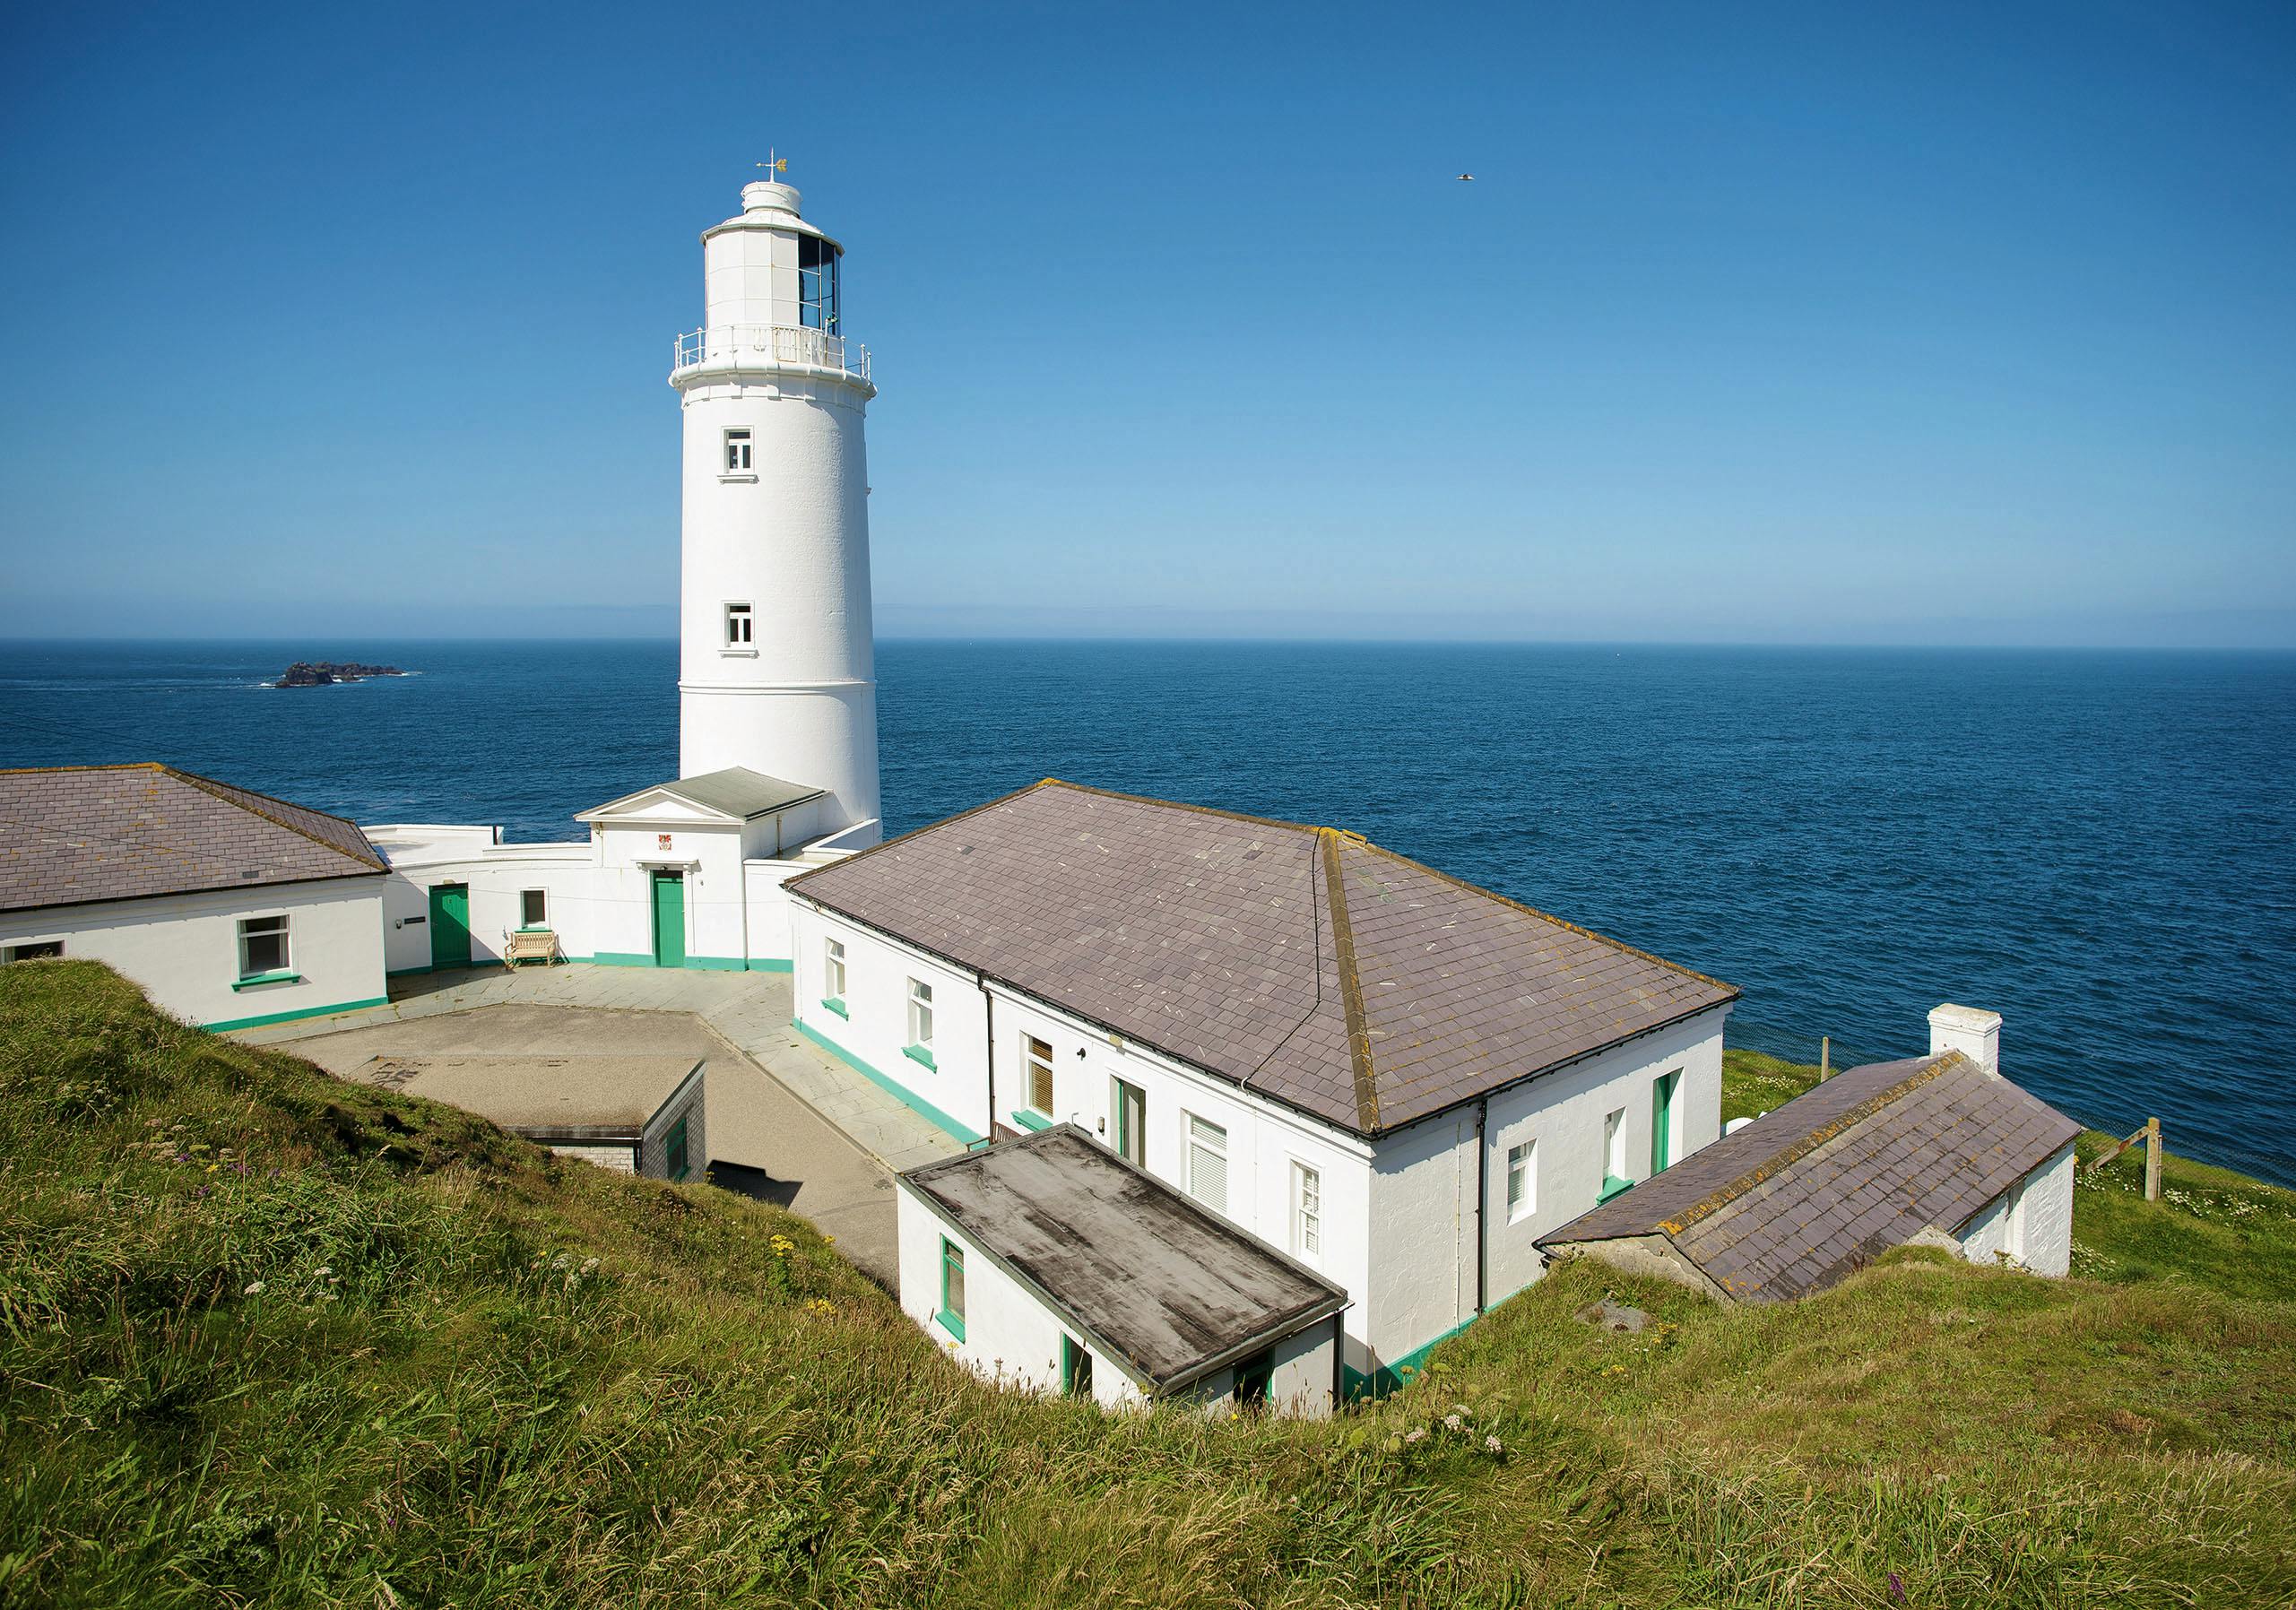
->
[757, 150, 788, 179]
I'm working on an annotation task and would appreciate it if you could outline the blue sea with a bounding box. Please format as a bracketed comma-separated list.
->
[4, 639, 2292, 1187]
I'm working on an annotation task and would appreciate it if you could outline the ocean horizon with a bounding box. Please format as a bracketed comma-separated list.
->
[4, 636, 2291, 1188]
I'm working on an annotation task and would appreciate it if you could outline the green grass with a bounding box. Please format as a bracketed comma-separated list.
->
[4, 961, 2292, 1607]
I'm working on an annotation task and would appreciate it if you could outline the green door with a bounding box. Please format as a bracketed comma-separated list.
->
[1651, 1070, 1679, 1175]
[428, 883, 471, 970]
[650, 871, 686, 968]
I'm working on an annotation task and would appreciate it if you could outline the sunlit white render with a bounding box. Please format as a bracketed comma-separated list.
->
[672, 179, 881, 841]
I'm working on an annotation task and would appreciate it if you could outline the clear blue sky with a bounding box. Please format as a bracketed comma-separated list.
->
[2, 2, 2290, 645]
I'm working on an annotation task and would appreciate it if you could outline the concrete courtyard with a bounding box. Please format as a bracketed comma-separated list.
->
[241, 965, 966, 1289]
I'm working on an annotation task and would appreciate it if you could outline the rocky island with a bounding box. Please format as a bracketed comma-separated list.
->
[274, 661, 410, 687]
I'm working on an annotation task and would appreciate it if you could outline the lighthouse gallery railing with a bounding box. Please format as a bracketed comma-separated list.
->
[672, 325, 871, 382]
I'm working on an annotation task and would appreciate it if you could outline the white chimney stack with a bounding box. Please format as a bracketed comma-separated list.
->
[1928, 1003, 2002, 1075]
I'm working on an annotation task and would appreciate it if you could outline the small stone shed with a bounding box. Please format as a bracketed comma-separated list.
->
[1538, 1041, 2079, 1302]
[897, 1125, 1350, 1415]
[352, 1054, 706, 1182]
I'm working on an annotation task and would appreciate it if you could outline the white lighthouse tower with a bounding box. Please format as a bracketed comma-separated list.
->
[671, 174, 881, 841]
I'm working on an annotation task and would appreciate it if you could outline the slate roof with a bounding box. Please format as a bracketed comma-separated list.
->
[1538, 1051, 2082, 1303]
[0, 764, 386, 914]
[784, 779, 1738, 1136]
[901, 1124, 1348, 1393]
[579, 766, 823, 823]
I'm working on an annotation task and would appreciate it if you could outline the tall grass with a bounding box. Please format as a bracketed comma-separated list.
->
[3, 962, 2290, 1606]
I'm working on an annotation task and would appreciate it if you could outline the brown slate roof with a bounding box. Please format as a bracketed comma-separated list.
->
[784, 780, 1737, 1136]
[901, 1123, 1348, 1393]
[0, 764, 386, 914]
[1538, 1051, 2082, 1303]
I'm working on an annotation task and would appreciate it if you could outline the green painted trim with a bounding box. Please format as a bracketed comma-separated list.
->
[748, 958, 794, 973]
[903, 1043, 938, 1071]
[592, 952, 657, 968]
[935, 1309, 966, 1343]
[939, 1236, 966, 1340]
[205, 994, 390, 1034]
[1009, 1109, 1052, 1133]
[795, 1019, 984, 1147]
[1599, 1174, 1635, 1205]
[820, 997, 849, 1019]
[230, 970, 302, 991]
[1347, 1315, 1482, 1399]
[683, 955, 748, 972]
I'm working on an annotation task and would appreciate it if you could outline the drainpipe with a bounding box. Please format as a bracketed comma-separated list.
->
[1474, 1097, 1489, 1315]
[978, 972, 996, 1148]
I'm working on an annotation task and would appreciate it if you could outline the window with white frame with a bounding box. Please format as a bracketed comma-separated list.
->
[824, 937, 846, 1001]
[237, 914, 290, 979]
[1187, 1113, 1229, 1216]
[723, 602, 754, 646]
[520, 888, 547, 928]
[723, 428, 752, 472]
[1023, 1034, 1054, 1114]
[1602, 1107, 1629, 1193]
[906, 978, 934, 1052]
[1292, 1161, 1321, 1257]
[1507, 1138, 1537, 1223]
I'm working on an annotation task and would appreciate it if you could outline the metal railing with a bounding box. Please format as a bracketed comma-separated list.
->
[671, 324, 871, 382]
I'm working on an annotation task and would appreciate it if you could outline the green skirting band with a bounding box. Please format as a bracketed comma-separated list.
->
[206, 995, 391, 1034]
[794, 1018, 984, 1147]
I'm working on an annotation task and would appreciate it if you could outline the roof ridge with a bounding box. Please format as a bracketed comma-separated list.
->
[160, 766, 386, 871]
[1348, 836, 1739, 997]
[1654, 1052, 1968, 1238]
[1319, 827, 1381, 1131]
[0, 762, 169, 776]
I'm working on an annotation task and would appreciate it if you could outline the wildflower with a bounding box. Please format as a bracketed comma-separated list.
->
[805, 1297, 836, 1316]
[1443, 1413, 1463, 1432]
[1484, 1434, 1503, 1454]
[244, 1281, 265, 1295]
[1452, 1403, 1471, 1417]
[580, 1257, 600, 1277]
[1403, 1427, 1428, 1445]
[1888, 1571, 1906, 1604]
[315, 1267, 333, 1278]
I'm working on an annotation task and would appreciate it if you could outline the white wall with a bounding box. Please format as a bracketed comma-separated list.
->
[895, 1183, 1148, 1408]
[1, 878, 387, 1028]
[1366, 1110, 1478, 1372]
[1956, 1142, 2075, 1277]
[794, 905, 990, 1138]
[1481, 1009, 1730, 1307]
[377, 843, 594, 973]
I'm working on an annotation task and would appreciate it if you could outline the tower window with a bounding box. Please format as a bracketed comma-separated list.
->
[723, 428, 752, 472]
[798, 235, 840, 333]
[724, 603, 753, 646]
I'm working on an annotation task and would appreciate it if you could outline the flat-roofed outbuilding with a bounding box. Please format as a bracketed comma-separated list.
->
[351, 1053, 707, 1181]
[897, 1124, 1350, 1415]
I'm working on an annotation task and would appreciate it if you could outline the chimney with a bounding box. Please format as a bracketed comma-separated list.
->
[1928, 1003, 2001, 1075]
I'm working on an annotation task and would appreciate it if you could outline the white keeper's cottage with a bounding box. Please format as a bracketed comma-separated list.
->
[784, 777, 1742, 1395]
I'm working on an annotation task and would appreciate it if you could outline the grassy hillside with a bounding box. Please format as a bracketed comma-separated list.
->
[2, 963, 2290, 1608]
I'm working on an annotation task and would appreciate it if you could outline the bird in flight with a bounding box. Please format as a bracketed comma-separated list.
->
[1456, 172, 1476, 181]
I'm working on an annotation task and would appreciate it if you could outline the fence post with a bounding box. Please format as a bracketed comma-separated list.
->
[2144, 1117, 2162, 1203]
[1819, 1035, 1831, 1082]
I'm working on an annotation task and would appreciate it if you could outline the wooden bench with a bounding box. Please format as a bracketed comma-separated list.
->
[502, 929, 561, 969]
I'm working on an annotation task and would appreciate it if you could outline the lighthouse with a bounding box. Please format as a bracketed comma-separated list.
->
[671, 176, 881, 841]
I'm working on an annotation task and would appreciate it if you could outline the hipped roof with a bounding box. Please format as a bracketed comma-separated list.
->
[786, 780, 1737, 1137]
